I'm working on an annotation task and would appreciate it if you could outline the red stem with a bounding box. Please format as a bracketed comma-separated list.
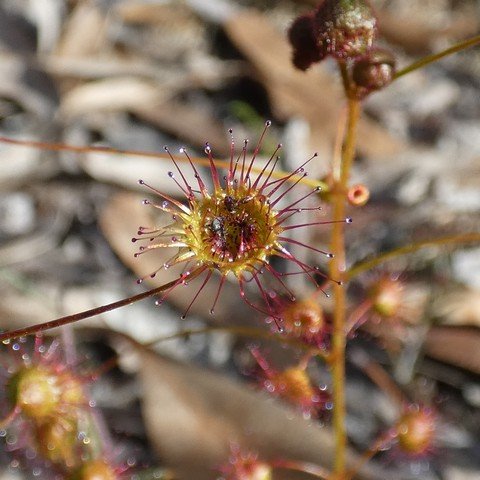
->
[0, 274, 200, 343]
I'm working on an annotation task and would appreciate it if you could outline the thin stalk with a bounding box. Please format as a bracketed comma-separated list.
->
[344, 428, 397, 480]
[329, 97, 361, 474]
[0, 271, 202, 343]
[143, 325, 330, 362]
[273, 459, 331, 479]
[394, 34, 480, 79]
[350, 350, 406, 408]
[346, 232, 480, 280]
[0, 136, 328, 191]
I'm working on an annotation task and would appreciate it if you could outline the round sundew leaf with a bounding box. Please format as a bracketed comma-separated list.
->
[99, 192, 255, 323]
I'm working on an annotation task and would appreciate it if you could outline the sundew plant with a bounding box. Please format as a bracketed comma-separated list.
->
[1, 1, 480, 479]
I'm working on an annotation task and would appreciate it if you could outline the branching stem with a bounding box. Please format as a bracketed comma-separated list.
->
[143, 325, 330, 362]
[273, 459, 331, 479]
[347, 232, 480, 280]
[394, 33, 480, 79]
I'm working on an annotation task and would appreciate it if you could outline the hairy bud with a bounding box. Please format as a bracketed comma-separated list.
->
[249, 348, 330, 418]
[289, 0, 377, 70]
[352, 48, 396, 98]
[7, 366, 60, 420]
[8, 365, 86, 421]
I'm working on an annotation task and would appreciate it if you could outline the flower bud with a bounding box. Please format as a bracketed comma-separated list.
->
[220, 447, 272, 480]
[289, 0, 378, 70]
[352, 48, 396, 97]
[288, 13, 322, 71]
[272, 367, 316, 406]
[347, 183, 370, 206]
[316, 0, 377, 60]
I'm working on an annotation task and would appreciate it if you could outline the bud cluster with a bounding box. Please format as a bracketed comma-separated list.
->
[288, 0, 396, 98]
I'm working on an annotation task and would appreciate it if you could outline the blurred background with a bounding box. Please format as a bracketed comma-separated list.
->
[0, 1, 479, 479]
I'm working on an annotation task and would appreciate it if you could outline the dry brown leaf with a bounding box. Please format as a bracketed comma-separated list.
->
[362, 321, 480, 374]
[0, 283, 57, 332]
[424, 326, 480, 374]
[59, 78, 167, 119]
[224, 10, 404, 160]
[379, 10, 479, 54]
[80, 149, 197, 197]
[0, 142, 58, 188]
[135, 345, 401, 480]
[297, 1, 479, 54]
[116, 2, 200, 27]
[433, 288, 480, 328]
[113, 1, 207, 63]
[134, 99, 230, 155]
[55, 2, 107, 58]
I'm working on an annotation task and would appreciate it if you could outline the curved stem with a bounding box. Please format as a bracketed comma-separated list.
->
[143, 325, 330, 362]
[350, 350, 406, 408]
[346, 232, 480, 280]
[0, 271, 202, 343]
[344, 428, 397, 480]
[394, 34, 480, 79]
[344, 299, 372, 335]
[273, 459, 331, 480]
[329, 97, 361, 475]
[0, 136, 328, 191]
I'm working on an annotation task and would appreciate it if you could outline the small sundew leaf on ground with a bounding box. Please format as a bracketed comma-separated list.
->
[134, 345, 402, 480]
[99, 193, 251, 323]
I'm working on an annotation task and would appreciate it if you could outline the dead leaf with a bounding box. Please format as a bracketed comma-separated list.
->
[433, 288, 480, 328]
[134, 99, 231, 155]
[55, 2, 107, 58]
[424, 326, 480, 374]
[80, 149, 196, 197]
[379, 10, 479, 54]
[135, 345, 402, 480]
[0, 141, 58, 188]
[59, 77, 167, 119]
